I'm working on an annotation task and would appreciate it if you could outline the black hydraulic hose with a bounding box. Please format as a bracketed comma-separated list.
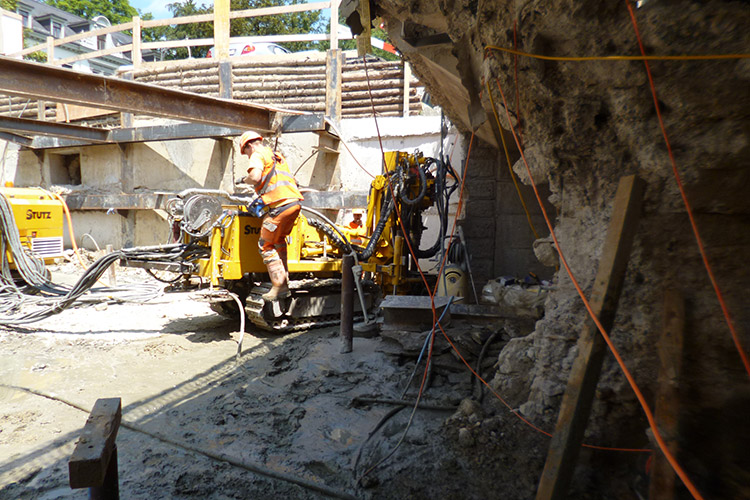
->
[357, 194, 395, 262]
[399, 158, 428, 206]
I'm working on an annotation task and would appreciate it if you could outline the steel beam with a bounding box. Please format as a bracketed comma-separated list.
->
[0, 56, 273, 132]
[0, 130, 33, 147]
[0, 115, 111, 142]
[30, 123, 245, 149]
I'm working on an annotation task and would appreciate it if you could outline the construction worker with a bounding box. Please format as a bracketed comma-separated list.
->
[347, 209, 366, 246]
[348, 208, 364, 230]
[236, 130, 303, 301]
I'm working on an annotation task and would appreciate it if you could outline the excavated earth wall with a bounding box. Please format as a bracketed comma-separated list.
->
[375, 0, 750, 496]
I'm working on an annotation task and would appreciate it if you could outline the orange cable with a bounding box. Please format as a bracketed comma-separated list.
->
[43, 190, 88, 270]
[494, 73, 704, 500]
[625, 1, 750, 380]
[359, 61, 475, 478]
[485, 79, 540, 240]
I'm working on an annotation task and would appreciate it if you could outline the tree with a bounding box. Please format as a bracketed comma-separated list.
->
[1, 0, 17, 11]
[46, 0, 138, 25]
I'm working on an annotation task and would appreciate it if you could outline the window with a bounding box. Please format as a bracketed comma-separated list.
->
[18, 10, 30, 27]
[97, 35, 106, 50]
[52, 21, 62, 38]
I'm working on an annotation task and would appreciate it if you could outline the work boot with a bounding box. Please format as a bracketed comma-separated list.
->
[262, 257, 290, 301]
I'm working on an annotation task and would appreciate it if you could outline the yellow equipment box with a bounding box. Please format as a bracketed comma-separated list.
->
[0, 187, 64, 264]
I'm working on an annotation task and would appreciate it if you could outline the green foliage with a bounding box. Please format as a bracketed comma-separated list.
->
[22, 28, 47, 62]
[1, 0, 17, 12]
[45, 0, 138, 25]
[143, 0, 325, 60]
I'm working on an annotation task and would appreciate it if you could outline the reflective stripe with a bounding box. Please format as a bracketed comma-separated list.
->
[257, 154, 303, 206]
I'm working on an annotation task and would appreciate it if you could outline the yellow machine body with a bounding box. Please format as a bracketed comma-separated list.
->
[0, 187, 64, 265]
[140, 149, 439, 330]
[190, 151, 429, 293]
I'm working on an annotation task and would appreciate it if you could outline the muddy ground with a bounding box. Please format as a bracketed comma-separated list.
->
[1, 256, 550, 499]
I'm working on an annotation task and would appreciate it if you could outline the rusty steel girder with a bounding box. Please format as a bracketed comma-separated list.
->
[0, 56, 274, 132]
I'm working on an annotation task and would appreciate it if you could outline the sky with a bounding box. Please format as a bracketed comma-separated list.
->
[130, 0, 174, 20]
[128, 0, 331, 22]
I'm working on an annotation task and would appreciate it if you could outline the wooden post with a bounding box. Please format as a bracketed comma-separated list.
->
[403, 62, 411, 117]
[46, 36, 55, 65]
[535, 175, 646, 500]
[219, 61, 233, 99]
[132, 16, 142, 69]
[69, 398, 122, 500]
[106, 244, 117, 286]
[214, 0, 230, 60]
[649, 290, 684, 500]
[325, 48, 343, 123]
[355, 0, 371, 57]
[330, 0, 339, 50]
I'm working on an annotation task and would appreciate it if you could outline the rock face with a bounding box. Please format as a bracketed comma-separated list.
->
[374, 0, 750, 496]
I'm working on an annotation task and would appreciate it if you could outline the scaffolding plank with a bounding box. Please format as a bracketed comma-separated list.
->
[535, 175, 646, 500]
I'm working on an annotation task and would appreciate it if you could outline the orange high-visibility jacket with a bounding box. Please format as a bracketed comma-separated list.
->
[248, 148, 303, 207]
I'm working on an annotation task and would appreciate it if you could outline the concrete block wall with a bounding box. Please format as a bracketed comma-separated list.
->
[462, 137, 556, 290]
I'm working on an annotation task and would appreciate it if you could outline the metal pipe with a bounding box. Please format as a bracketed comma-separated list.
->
[340, 253, 354, 353]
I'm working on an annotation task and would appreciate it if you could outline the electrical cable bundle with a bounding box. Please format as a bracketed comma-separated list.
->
[0, 243, 208, 327]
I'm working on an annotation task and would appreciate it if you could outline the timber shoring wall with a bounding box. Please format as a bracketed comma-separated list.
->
[128, 56, 422, 117]
[0, 55, 423, 122]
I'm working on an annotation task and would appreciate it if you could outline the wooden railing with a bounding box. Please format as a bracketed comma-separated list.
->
[10, 1, 341, 69]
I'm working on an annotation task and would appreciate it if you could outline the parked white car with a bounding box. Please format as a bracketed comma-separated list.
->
[206, 40, 291, 58]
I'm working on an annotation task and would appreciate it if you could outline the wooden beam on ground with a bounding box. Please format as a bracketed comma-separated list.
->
[535, 174, 646, 500]
[0, 56, 274, 132]
[69, 398, 122, 489]
[649, 290, 685, 500]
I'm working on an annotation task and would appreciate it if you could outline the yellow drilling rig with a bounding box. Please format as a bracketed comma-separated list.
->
[122, 150, 458, 332]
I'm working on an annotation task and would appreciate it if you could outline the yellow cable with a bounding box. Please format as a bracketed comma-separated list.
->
[485, 45, 750, 62]
[485, 79, 540, 240]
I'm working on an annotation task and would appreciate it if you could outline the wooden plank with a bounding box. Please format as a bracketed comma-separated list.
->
[69, 398, 122, 489]
[535, 174, 646, 500]
[649, 290, 684, 500]
[14, 22, 134, 57]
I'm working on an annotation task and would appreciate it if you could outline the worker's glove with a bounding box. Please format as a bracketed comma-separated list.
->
[235, 175, 246, 185]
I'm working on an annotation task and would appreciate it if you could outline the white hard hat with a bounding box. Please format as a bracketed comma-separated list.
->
[240, 130, 263, 150]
